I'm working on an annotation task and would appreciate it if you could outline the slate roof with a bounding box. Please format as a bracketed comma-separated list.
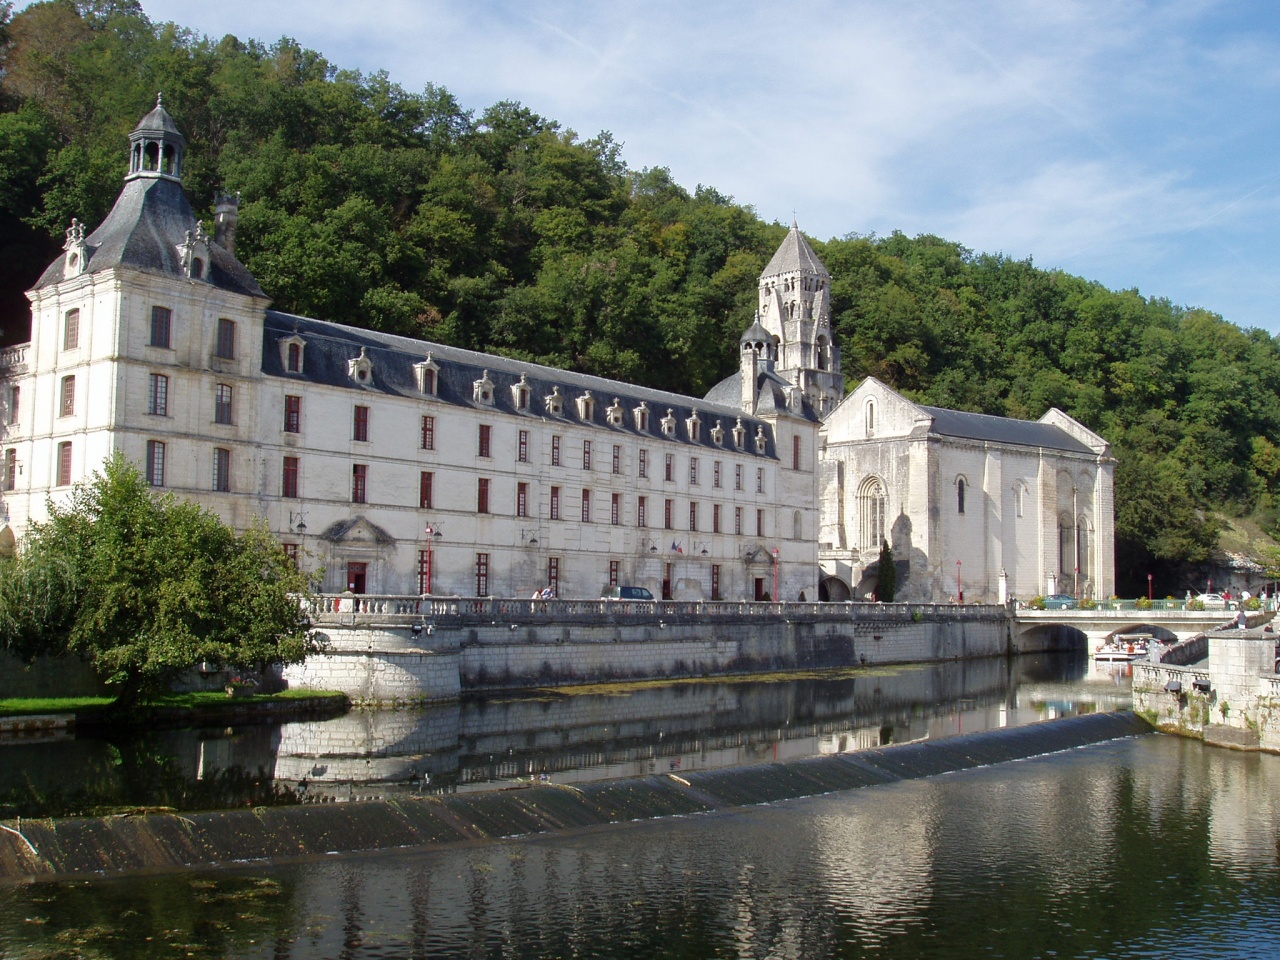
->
[32, 177, 264, 297]
[761, 222, 830, 278]
[703, 369, 820, 422]
[263, 311, 779, 458]
[32, 177, 264, 298]
[919, 405, 1097, 455]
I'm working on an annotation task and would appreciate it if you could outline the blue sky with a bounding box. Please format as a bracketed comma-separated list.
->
[134, 0, 1280, 332]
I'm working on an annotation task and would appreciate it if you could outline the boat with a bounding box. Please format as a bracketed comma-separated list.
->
[1094, 634, 1152, 662]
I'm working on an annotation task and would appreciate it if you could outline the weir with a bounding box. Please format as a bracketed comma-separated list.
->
[0, 711, 1152, 882]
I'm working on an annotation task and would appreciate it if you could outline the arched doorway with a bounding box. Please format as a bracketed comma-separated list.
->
[820, 575, 851, 602]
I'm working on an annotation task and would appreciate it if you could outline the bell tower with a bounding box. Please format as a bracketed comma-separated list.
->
[757, 222, 843, 417]
[127, 93, 187, 182]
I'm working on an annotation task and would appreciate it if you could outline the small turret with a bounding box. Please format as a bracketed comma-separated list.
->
[739, 313, 775, 413]
[126, 93, 186, 182]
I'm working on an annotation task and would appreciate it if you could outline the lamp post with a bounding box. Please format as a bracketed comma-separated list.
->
[424, 524, 442, 594]
[772, 547, 780, 603]
[956, 559, 963, 603]
[1148, 573, 1153, 601]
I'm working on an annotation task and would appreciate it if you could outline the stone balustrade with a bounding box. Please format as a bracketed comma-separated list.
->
[0, 343, 27, 372]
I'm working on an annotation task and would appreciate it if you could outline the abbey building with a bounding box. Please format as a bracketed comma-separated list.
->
[0, 102, 1114, 604]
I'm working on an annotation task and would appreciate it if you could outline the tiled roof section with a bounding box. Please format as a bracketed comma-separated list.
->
[263, 311, 780, 458]
[133, 101, 186, 142]
[920, 405, 1096, 455]
[31, 177, 265, 297]
[703, 369, 820, 423]
[761, 222, 830, 279]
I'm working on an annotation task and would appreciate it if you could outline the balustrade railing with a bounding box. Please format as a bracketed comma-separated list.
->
[0, 343, 28, 372]
[304, 594, 1007, 625]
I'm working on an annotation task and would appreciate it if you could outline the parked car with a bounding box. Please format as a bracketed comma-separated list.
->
[1042, 594, 1079, 610]
[602, 586, 655, 601]
[1195, 593, 1228, 609]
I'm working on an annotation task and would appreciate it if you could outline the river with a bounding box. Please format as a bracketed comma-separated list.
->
[3, 654, 1279, 958]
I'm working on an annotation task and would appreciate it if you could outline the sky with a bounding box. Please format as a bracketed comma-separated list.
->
[133, 0, 1280, 333]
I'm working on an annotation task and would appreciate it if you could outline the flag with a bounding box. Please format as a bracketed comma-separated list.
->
[672, 540, 683, 554]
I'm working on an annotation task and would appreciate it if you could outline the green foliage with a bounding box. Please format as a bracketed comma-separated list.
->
[0, 454, 316, 704]
[4, 4, 1280, 591]
[877, 540, 896, 602]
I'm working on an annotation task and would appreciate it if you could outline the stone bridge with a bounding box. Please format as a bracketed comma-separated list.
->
[1013, 607, 1238, 651]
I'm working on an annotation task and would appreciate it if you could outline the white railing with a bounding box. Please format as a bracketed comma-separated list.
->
[304, 594, 1007, 625]
[0, 343, 28, 371]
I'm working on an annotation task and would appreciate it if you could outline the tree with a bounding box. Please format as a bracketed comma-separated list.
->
[877, 540, 897, 602]
[0, 453, 316, 705]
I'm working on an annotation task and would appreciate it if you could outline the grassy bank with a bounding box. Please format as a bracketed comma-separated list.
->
[0, 690, 348, 721]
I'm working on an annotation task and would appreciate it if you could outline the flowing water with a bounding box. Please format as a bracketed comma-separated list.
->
[9, 653, 1276, 958]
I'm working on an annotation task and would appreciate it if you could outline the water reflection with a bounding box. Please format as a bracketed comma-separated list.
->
[0, 652, 1122, 817]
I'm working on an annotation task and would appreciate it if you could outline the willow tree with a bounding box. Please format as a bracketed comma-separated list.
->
[0, 453, 316, 705]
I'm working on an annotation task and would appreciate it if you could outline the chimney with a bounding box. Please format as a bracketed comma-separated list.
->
[214, 191, 240, 255]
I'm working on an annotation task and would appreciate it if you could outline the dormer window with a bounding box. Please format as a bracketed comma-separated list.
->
[511, 373, 531, 410]
[754, 426, 768, 454]
[576, 391, 596, 421]
[733, 418, 746, 449]
[63, 219, 88, 277]
[278, 335, 306, 375]
[711, 420, 725, 446]
[347, 346, 373, 385]
[545, 386, 564, 417]
[177, 224, 210, 281]
[473, 370, 495, 405]
[414, 354, 440, 396]
[661, 409, 677, 439]
[634, 402, 650, 432]
[607, 398, 624, 427]
[685, 411, 702, 443]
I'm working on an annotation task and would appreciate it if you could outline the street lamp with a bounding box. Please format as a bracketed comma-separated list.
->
[423, 524, 442, 594]
[288, 510, 307, 533]
[956, 559, 963, 603]
[1148, 573, 1153, 601]
[772, 546, 780, 602]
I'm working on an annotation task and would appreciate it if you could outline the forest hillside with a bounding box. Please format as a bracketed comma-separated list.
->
[2, 1, 1277, 594]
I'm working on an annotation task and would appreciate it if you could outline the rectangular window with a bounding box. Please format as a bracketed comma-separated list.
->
[639, 449, 648, 478]
[612, 445, 621, 474]
[57, 441, 72, 486]
[582, 440, 592, 470]
[756, 508, 764, 537]
[63, 308, 79, 350]
[420, 470, 434, 508]
[611, 492, 621, 525]
[711, 564, 721, 601]
[286, 342, 302, 373]
[638, 495, 647, 528]
[215, 383, 233, 425]
[7, 385, 18, 425]
[609, 560, 620, 587]
[285, 395, 301, 433]
[581, 488, 591, 523]
[735, 464, 743, 491]
[664, 498, 673, 530]
[422, 367, 436, 395]
[552, 435, 562, 467]
[418, 550, 430, 594]
[550, 486, 561, 521]
[479, 423, 492, 458]
[421, 415, 436, 451]
[352, 463, 367, 503]
[145, 440, 165, 487]
[2, 448, 14, 492]
[477, 477, 490, 514]
[215, 318, 236, 359]
[59, 376, 75, 417]
[547, 557, 560, 596]
[148, 374, 168, 416]
[518, 429, 529, 463]
[757, 468, 765, 494]
[150, 306, 171, 348]
[282, 456, 299, 498]
[713, 503, 722, 534]
[793, 435, 801, 470]
[213, 447, 231, 493]
[735, 506, 743, 536]
[353, 405, 370, 442]
[284, 543, 300, 567]
[664, 453, 674, 482]
[690, 457, 699, 485]
[517, 481, 529, 517]
[476, 553, 490, 596]
[714, 461, 722, 488]
[689, 501, 698, 532]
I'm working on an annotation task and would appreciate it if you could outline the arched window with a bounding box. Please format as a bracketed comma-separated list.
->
[957, 478, 966, 515]
[865, 399, 876, 438]
[858, 477, 886, 553]
[1058, 515, 1075, 578]
[793, 510, 803, 540]
[1076, 517, 1092, 580]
